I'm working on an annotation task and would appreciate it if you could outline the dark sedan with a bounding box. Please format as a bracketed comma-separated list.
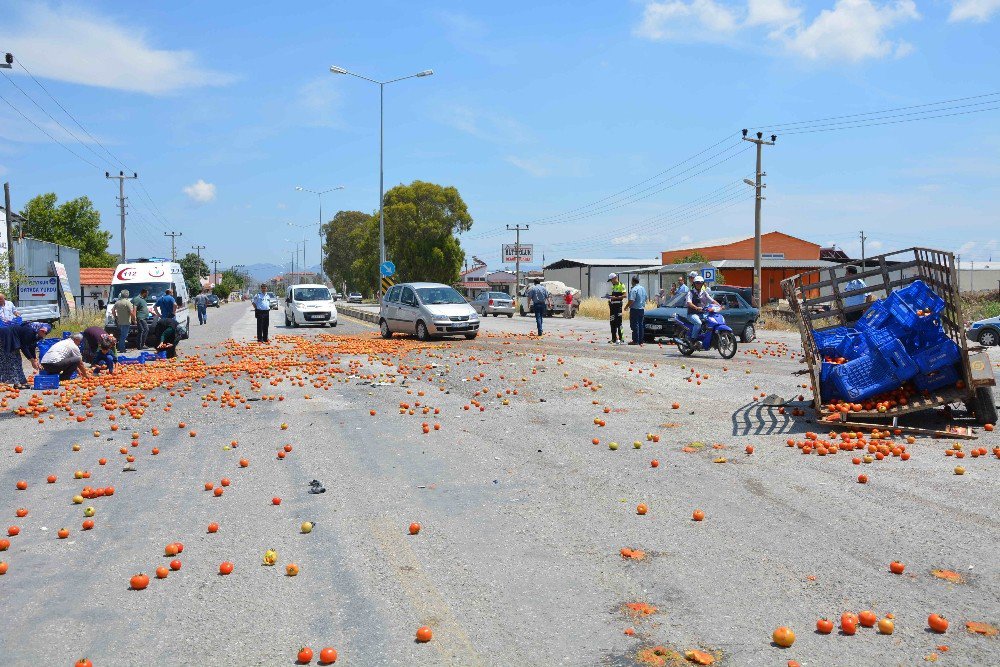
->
[206, 294, 221, 307]
[643, 290, 759, 343]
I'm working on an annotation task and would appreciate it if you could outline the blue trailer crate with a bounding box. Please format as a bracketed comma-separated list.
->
[914, 364, 960, 392]
[37, 338, 58, 358]
[855, 300, 892, 332]
[835, 331, 869, 360]
[895, 280, 945, 315]
[33, 374, 60, 390]
[913, 338, 961, 374]
[812, 326, 850, 356]
[875, 337, 919, 382]
[819, 362, 843, 400]
[831, 354, 901, 402]
[156, 350, 167, 359]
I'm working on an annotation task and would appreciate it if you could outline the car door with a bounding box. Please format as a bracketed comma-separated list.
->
[721, 293, 748, 332]
[397, 286, 418, 334]
[382, 285, 401, 331]
[471, 293, 484, 314]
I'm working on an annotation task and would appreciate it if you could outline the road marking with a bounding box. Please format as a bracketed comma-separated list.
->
[370, 518, 483, 665]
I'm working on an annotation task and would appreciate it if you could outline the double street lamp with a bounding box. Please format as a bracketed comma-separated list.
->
[294, 185, 344, 283]
[329, 65, 433, 285]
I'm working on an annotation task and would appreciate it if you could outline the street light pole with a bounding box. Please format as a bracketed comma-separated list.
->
[294, 186, 343, 283]
[330, 65, 433, 291]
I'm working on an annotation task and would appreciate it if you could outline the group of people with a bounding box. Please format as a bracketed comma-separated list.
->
[0, 289, 184, 388]
[605, 273, 650, 345]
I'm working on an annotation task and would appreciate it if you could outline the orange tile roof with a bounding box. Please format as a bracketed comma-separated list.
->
[79, 268, 115, 285]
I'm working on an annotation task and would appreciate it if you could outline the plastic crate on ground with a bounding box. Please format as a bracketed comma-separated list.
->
[117, 355, 145, 365]
[33, 374, 60, 390]
[36, 339, 58, 358]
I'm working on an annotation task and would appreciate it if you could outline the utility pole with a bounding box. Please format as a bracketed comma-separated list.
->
[4, 181, 14, 293]
[859, 230, 867, 268]
[741, 130, 776, 308]
[211, 260, 220, 289]
[507, 224, 529, 295]
[164, 231, 182, 261]
[105, 171, 138, 261]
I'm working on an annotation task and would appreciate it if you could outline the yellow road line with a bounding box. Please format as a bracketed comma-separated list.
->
[370, 518, 483, 666]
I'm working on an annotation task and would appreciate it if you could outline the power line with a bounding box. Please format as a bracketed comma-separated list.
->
[770, 105, 1000, 136]
[0, 91, 102, 169]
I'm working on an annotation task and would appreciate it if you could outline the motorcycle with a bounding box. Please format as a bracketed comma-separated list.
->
[672, 305, 738, 359]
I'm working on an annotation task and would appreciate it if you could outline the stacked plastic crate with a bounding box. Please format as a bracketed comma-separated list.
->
[813, 280, 961, 403]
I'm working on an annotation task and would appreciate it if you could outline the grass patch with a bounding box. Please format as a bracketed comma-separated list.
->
[44, 309, 106, 337]
[576, 297, 658, 320]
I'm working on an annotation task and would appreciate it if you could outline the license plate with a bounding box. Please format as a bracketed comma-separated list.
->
[647, 324, 663, 330]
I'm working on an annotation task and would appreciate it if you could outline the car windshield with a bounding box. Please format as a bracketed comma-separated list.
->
[416, 286, 466, 305]
[490, 292, 510, 299]
[267, 293, 276, 298]
[293, 287, 330, 301]
[111, 282, 168, 302]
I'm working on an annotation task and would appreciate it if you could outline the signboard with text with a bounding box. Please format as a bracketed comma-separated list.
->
[502, 244, 533, 264]
[18, 276, 59, 302]
[50, 261, 76, 314]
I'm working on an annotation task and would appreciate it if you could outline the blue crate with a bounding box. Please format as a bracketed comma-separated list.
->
[819, 361, 843, 401]
[33, 374, 60, 390]
[914, 364, 960, 392]
[895, 280, 945, 315]
[139, 351, 159, 362]
[831, 354, 901, 402]
[812, 326, 850, 356]
[36, 338, 58, 358]
[855, 300, 892, 332]
[117, 355, 145, 365]
[875, 337, 919, 382]
[62, 331, 72, 339]
[835, 331, 869, 360]
[913, 338, 961, 374]
[156, 351, 167, 359]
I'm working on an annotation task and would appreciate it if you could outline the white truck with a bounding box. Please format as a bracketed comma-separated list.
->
[518, 280, 580, 318]
[105, 260, 191, 342]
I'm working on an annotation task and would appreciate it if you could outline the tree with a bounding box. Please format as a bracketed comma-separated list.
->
[672, 251, 723, 284]
[178, 253, 209, 296]
[379, 180, 472, 285]
[21, 193, 117, 267]
[322, 210, 374, 291]
[212, 269, 245, 298]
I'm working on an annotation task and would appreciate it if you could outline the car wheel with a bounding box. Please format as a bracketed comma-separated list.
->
[464, 333, 477, 340]
[493, 313, 498, 317]
[742, 322, 757, 343]
[329, 322, 337, 327]
[507, 313, 513, 318]
[979, 327, 999, 347]
[415, 321, 429, 341]
[379, 320, 393, 339]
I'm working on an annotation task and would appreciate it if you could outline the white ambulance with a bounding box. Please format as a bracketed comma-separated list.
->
[106, 259, 191, 342]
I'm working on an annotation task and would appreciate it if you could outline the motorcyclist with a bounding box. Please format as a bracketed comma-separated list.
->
[685, 276, 721, 350]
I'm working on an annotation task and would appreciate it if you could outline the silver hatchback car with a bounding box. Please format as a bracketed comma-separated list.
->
[380, 282, 481, 341]
[470, 291, 515, 317]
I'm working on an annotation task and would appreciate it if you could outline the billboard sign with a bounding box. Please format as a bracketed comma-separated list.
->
[502, 244, 533, 263]
[50, 261, 76, 314]
[18, 276, 59, 301]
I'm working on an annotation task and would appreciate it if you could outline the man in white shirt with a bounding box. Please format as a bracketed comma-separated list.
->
[40, 333, 88, 380]
[843, 265, 872, 323]
[0, 293, 19, 323]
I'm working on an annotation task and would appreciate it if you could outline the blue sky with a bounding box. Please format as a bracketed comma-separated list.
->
[1, 0, 998, 274]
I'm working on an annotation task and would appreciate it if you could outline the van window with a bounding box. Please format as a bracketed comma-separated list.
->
[386, 285, 401, 303]
[415, 286, 465, 305]
[111, 283, 168, 301]
[292, 287, 331, 301]
[401, 287, 417, 306]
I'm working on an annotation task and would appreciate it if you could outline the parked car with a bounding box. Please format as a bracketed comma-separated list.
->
[471, 291, 515, 317]
[643, 290, 759, 343]
[267, 292, 278, 310]
[284, 284, 337, 327]
[206, 294, 221, 308]
[347, 292, 363, 304]
[379, 282, 480, 341]
[967, 315, 1000, 347]
[711, 284, 753, 305]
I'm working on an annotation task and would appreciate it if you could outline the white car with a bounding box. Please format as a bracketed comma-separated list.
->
[284, 284, 337, 327]
[379, 282, 479, 341]
[967, 315, 1000, 347]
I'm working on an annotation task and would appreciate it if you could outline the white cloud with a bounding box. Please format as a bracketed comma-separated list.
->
[612, 233, 641, 245]
[183, 179, 216, 203]
[0, 4, 233, 95]
[441, 107, 531, 144]
[782, 0, 920, 62]
[949, 0, 1000, 21]
[635, 0, 741, 41]
[633, 0, 920, 62]
[293, 78, 341, 128]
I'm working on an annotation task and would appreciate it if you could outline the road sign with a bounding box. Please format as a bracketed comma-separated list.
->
[380, 276, 395, 293]
[18, 277, 59, 302]
[380, 261, 396, 277]
[502, 244, 533, 263]
[701, 267, 717, 284]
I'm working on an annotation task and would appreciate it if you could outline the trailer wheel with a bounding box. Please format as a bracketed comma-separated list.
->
[973, 386, 998, 425]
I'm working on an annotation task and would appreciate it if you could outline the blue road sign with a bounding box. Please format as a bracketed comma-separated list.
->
[701, 267, 717, 283]
[380, 261, 396, 277]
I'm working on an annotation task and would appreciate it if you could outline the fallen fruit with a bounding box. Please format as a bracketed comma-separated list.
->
[416, 626, 433, 642]
[297, 646, 313, 663]
[889, 560, 905, 574]
[772, 626, 795, 647]
[928, 614, 949, 633]
[155, 566, 169, 579]
[130, 573, 150, 590]
[878, 618, 895, 634]
[409, 522, 421, 535]
[207, 522, 219, 533]
[301, 521, 313, 534]
[219, 561, 234, 575]
[816, 618, 833, 634]
[319, 647, 338, 664]
[636, 503, 648, 515]
[859, 610, 877, 628]
[692, 509, 705, 521]
[286, 562, 299, 576]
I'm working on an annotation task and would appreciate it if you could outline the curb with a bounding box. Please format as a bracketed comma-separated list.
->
[338, 305, 379, 324]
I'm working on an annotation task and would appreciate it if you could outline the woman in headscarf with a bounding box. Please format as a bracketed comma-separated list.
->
[152, 317, 181, 359]
[0, 322, 50, 388]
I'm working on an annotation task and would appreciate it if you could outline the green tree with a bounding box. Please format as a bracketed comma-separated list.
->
[322, 210, 374, 290]
[21, 193, 117, 267]
[212, 269, 245, 298]
[178, 252, 209, 296]
[672, 251, 708, 264]
[380, 180, 472, 285]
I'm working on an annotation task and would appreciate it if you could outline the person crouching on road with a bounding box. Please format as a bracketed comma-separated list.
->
[626, 276, 648, 346]
[90, 336, 117, 375]
[0, 322, 49, 388]
[40, 333, 89, 380]
[153, 317, 181, 359]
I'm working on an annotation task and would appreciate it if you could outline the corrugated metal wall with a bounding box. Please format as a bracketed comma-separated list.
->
[13, 238, 81, 297]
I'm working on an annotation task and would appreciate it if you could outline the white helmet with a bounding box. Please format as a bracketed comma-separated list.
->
[693, 275, 705, 284]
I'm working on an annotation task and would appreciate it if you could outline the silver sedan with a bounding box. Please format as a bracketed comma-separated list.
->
[470, 291, 515, 317]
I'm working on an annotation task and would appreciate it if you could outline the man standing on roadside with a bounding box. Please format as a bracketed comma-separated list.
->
[153, 289, 176, 321]
[194, 290, 209, 325]
[112, 290, 135, 352]
[626, 276, 648, 346]
[524, 278, 549, 336]
[251, 284, 272, 343]
[608, 273, 626, 344]
[132, 288, 150, 349]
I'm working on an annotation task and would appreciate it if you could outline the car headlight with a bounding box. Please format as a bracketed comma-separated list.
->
[432, 315, 449, 323]
[469, 313, 480, 321]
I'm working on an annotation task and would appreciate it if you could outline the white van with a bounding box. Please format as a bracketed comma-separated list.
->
[106, 260, 191, 341]
[284, 284, 338, 327]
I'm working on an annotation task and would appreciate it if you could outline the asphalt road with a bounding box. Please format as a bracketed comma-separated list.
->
[1, 302, 997, 666]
